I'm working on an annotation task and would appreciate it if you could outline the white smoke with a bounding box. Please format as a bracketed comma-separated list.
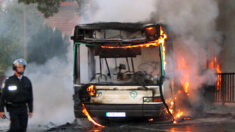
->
[3, 45, 74, 130]
[0, 0, 75, 130]
[26, 45, 74, 126]
[80, 0, 156, 23]
[80, 0, 222, 115]
[151, 0, 222, 114]
[153, 0, 219, 39]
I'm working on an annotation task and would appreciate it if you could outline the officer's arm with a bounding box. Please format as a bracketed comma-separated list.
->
[28, 81, 33, 113]
[0, 81, 6, 112]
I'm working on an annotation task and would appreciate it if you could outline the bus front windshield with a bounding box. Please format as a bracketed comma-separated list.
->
[79, 45, 162, 85]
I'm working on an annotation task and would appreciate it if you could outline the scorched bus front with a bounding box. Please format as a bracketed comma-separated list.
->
[71, 22, 173, 120]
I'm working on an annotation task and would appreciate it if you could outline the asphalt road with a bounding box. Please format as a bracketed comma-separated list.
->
[1, 113, 235, 132]
[46, 115, 235, 132]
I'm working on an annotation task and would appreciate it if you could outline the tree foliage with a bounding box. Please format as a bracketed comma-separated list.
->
[0, 1, 69, 75]
[18, 0, 65, 18]
[17, 0, 92, 18]
[27, 26, 69, 64]
[0, 37, 21, 75]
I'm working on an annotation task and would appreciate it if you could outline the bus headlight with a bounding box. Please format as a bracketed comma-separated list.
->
[144, 98, 152, 102]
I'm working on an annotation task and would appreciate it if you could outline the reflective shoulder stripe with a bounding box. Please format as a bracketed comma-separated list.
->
[1, 79, 6, 89]
[1, 82, 5, 89]
[1, 77, 9, 89]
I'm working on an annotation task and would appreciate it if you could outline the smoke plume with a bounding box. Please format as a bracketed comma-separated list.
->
[80, 0, 156, 23]
[80, 0, 222, 116]
[26, 45, 74, 127]
[0, 0, 74, 130]
[151, 0, 221, 113]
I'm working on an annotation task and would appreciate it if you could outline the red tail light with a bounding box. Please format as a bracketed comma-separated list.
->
[153, 97, 162, 102]
[86, 85, 96, 97]
[144, 97, 162, 102]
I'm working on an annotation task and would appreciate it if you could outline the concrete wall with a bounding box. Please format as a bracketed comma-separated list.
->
[217, 0, 235, 72]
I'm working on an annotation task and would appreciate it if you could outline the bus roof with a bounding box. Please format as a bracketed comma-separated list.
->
[75, 22, 155, 31]
[71, 22, 162, 45]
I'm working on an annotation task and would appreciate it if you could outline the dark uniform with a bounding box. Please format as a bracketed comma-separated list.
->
[0, 75, 33, 132]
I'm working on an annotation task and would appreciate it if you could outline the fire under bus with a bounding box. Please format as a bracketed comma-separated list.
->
[71, 22, 174, 126]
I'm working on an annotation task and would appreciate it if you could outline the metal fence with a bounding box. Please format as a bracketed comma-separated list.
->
[215, 73, 235, 103]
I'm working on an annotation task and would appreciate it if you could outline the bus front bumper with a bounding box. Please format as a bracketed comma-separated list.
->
[75, 104, 165, 118]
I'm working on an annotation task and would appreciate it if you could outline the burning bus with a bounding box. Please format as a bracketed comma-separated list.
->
[71, 22, 174, 124]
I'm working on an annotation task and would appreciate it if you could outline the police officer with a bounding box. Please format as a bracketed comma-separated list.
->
[0, 58, 33, 132]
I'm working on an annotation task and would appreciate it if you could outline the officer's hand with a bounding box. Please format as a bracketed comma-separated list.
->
[28, 112, 33, 118]
[0, 112, 5, 119]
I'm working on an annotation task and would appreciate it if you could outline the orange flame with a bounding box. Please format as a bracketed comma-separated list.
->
[214, 57, 222, 73]
[184, 82, 190, 96]
[87, 85, 96, 96]
[101, 26, 167, 50]
[159, 26, 167, 70]
[209, 57, 221, 72]
[173, 57, 190, 121]
[173, 120, 177, 124]
[176, 112, 183, 119]
[168, 100, 174, 115]
[172, 111, 184, 124]
[177, 58, 190, 96]
[148, 118, 154, 122]
[166, 98, 185, 123]
[215, 58, 222, 91]
[101, 40, 161, 49]
[209, 57, 222, 90]
[82, 104, 105, 127]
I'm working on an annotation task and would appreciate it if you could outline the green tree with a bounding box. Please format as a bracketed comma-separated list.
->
[18, 0, 65, 17]
[18, 0, 89, 17]
[27, 26, 69, 64]
[0, 37, 21, 75]
[0, 1, 70, 74]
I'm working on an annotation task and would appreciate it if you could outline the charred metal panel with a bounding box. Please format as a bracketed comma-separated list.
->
[73, 45, 80, 84]
[71, 22, 162, 44]
[75, 22, 149, 30]
[86, 104, 164, 118]
[94, 47, 141, 58]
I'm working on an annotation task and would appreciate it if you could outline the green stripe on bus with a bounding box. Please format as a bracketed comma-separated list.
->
[160, 45, 165, 76]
